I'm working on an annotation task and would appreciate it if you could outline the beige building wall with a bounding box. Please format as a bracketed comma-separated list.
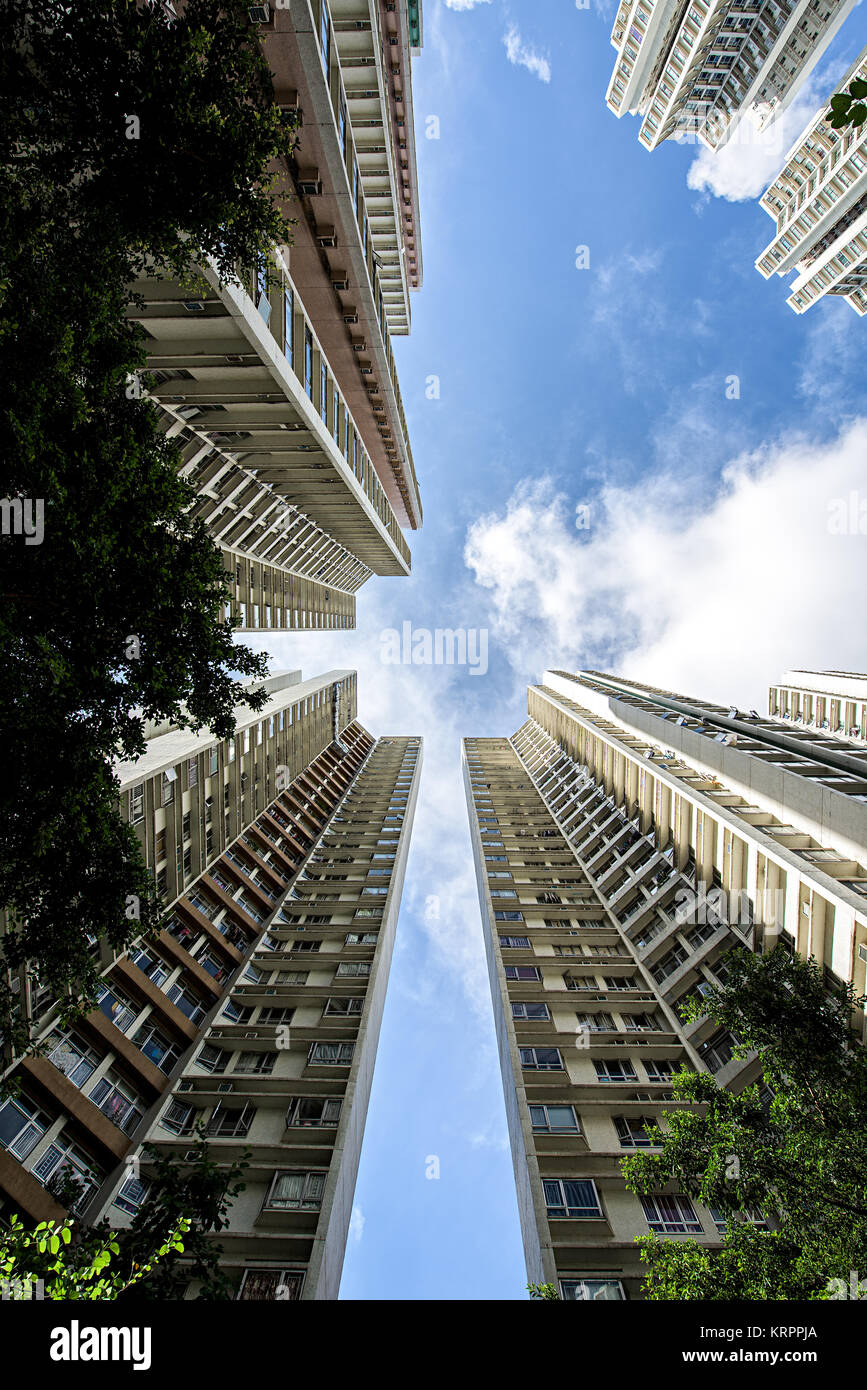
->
[464, 666, 867, 1299]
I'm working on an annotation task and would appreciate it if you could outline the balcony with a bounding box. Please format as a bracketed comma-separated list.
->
[129, 260, 411, 576]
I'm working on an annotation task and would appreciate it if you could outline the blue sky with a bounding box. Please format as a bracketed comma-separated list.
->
[245, 0, 867, 1298]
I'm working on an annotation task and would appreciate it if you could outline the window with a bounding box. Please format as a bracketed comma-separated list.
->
[130, 1023, 179, 1074]
[131, 947, 170, 988]
[221, 999, 253, 1024]
[499, 935, 530, 949]
[308, 1041, 354, 1065]
[47, 1031, 100, 1089]
[162, 771, 175, 806]
[256, 253, 270, 321]
[0, 1094, 49, 1160]
[89, 1073, 144, 1135]
[284, 287, 294, 362]
[324, 997, 363, 1016]
[708, 1205, 767, 1235]
[338, 89, 347, 156]
[266, 1169, 326, 1211]
[594, 1058, 636, 1082]
[529, 1104, 579, 1134]
[208, 1103, 255, 1137]
[320, 361, 328, 424]
[644, 1059, 674, 1082]
[130, 783, 144, 825]
[161, 1099, 195, 1135]
[623, 1012, 661, 1032]
[318, 0, 330, 73]
[334, 961, 369, 984]
[195, 1044, 228, 1074]
[564, 973, 598, 992]
[345, 932, 377, 945]
[614, 1115, 656, 1147]
[505, 965, 540, 981]
[286, 1096, 342, 1128]
[235, 1052, 277, 1075]
[520, 1047, 563, 1071]
[640, 1193, 702, 1234]
[96, 984, 138, 1035]
[575, 1012, 615, 1031]
[511, 1001, 550, 1020]
[167, 982, 207, 1024]
[700, 1030, 735, 1071]
[560, 1278, 624, 1301]
[543, 1178, 602, 1219]
[238, 1268, 304, 1301]
[258, 1005, 295, 1026]
[495, 911, 523, 923]
[114, 1172, 150, 1217]
[304, 326, 313, 398]
[33, 1137, 100, 1214]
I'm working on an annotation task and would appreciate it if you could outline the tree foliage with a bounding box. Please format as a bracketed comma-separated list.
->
[2, 1131, 248, 1299]
[0, 1, 299, 1024]
[0, 1212, 188, 1301]
[827, 76, 867, 131]
[622, 948, 867, 1300]
[115, 1131, 250, 1299]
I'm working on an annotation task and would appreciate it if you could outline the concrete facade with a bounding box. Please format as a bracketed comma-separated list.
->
[464, 667, 867, 1298]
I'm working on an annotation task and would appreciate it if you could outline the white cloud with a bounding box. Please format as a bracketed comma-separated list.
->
[240, 585, 511, 1020]
[445, 0, 491, 9]
[685, 73, 834, 202]
[503, 24, 551, 84]
[464, 419, 867, 710]
[467, 1127, 510, 1152]
[348, 1204, 365, 1244]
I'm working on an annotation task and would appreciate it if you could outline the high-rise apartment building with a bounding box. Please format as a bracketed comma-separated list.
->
[0, 669, 421, 1300]
[768, 668, 867, 739]
[464, 668, 867, 1299]
[606, 0, 856, 152]
[756, 44, 867, 314]
[137, 0, 425, 631]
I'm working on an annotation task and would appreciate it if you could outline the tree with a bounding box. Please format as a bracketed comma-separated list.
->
[0, 1, 300, 1028]
[827, 76, 867, 131]
[0, 1213, 189, 1301]
[114, 1131, 250, 1299]
[622, 947, 867, 1300]
[3, 1132, 248, 1300]
[527, 1281, 560, 1300]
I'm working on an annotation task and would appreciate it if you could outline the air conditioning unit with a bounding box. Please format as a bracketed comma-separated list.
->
[297, 169, 322, 196]
[342, 308, 359, 324]
[248, 3, 271, 23]
[316, 227, 338, 248]
[350, 336, 366, 352]
[331, 275, 350, 291]
[183, 300, 205, 313]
